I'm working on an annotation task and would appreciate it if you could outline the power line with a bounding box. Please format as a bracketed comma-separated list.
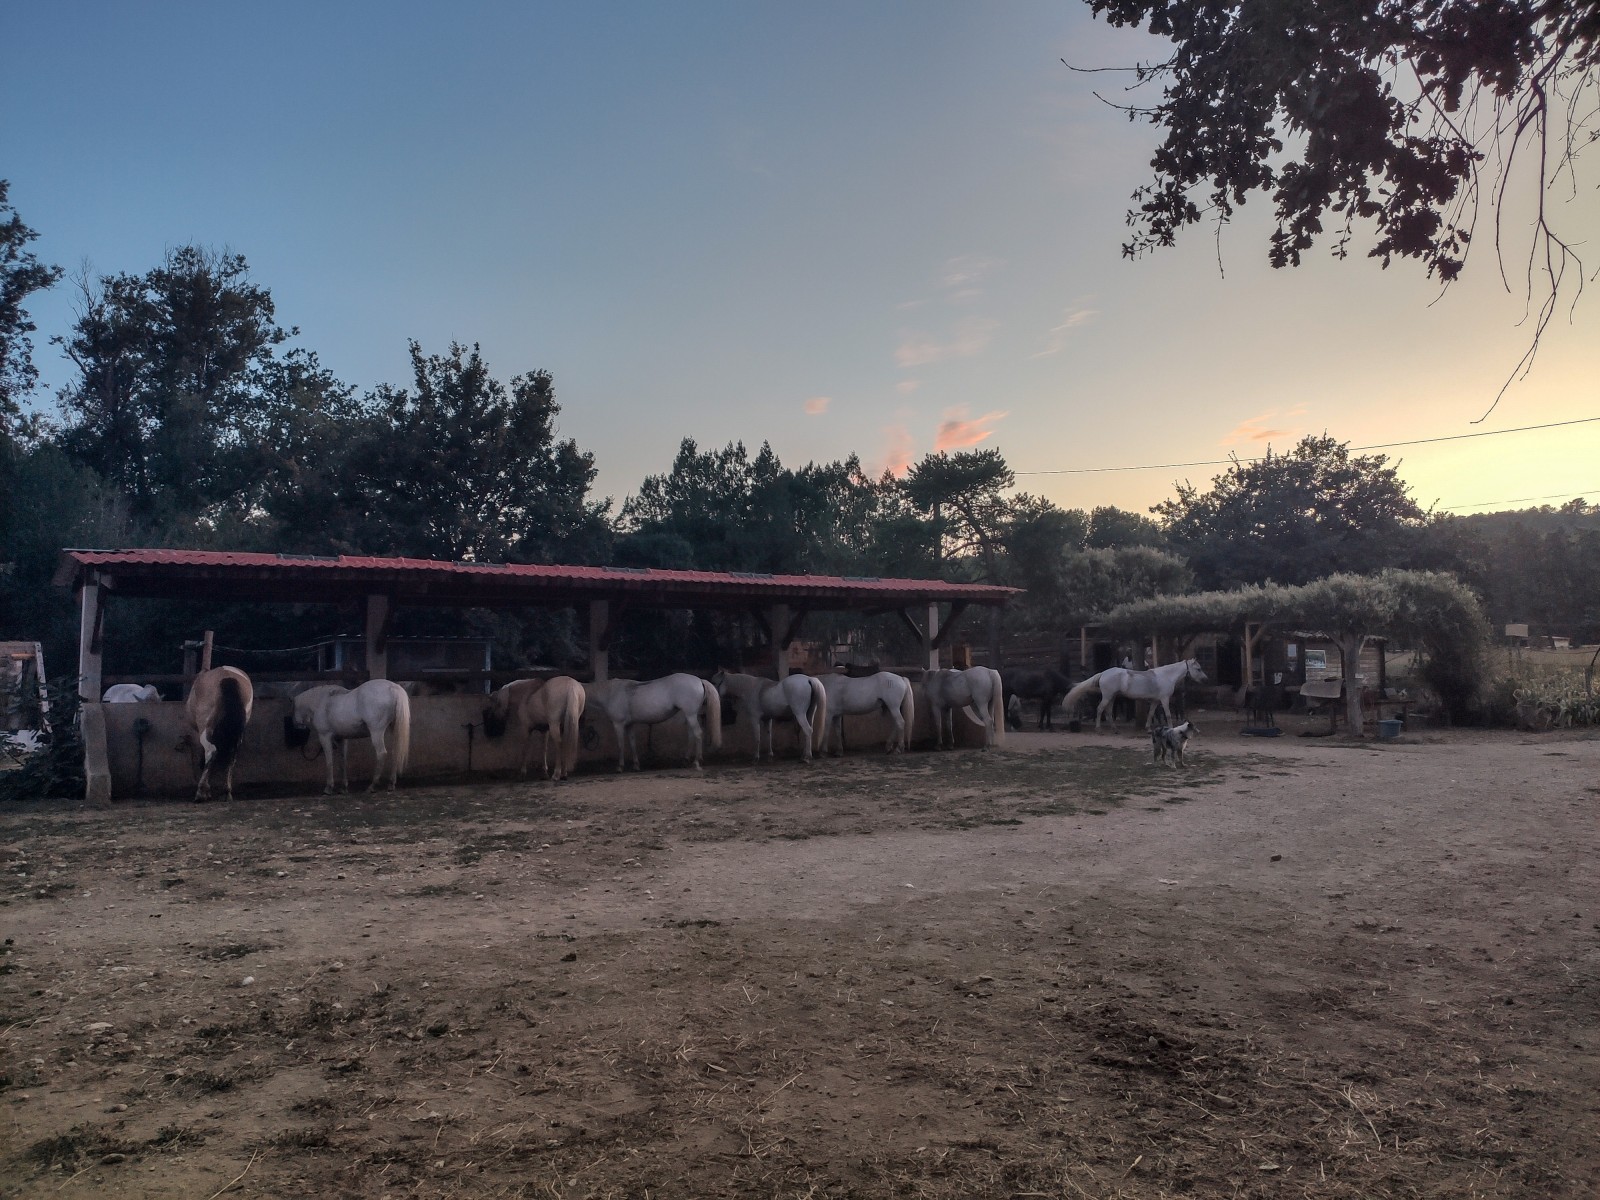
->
[1013, 416, 1600, 476]
[1437, 488, 1600, 512]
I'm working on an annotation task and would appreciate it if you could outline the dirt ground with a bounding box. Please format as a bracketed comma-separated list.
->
[1, 715, 1597, 1199]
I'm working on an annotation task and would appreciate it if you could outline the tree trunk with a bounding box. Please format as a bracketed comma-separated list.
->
[1340, 634, 1367, 736]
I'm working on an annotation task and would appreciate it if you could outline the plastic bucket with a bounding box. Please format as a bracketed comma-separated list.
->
[1377, 718, 1403, 740]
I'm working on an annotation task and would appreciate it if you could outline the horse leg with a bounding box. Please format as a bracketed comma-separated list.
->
[684, 711, 702, 769]
[194, 733, 215, 802]
[1095, 696, 1112, 733]
[338, 739, 351, 793]
[796, 711, 814, 762]
[369, 727, 388, 792]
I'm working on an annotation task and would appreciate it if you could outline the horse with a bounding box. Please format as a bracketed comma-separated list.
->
[1061, 658, 1208, 732]
[583, 673, 722, 772]
[483, 676, 586, 781]
[103, 683, 161, 703]
[711, 670, 828, 762]
[286, 679, 411, 794]
[187, 666, 253, 803]
[1000, 666, 1071, 731]
[819, 670, 915, 755]
[922, 666, 1006, 749]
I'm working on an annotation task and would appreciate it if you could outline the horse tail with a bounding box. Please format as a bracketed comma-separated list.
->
[1061, 672, 1103, 717]
[898, 678, 915, 750]
[987, 667, 1005, 746]
[211, 676, 249, 775]
[562, 685, 583, 776]
[391, 684, 411, 782]
[701, 678, 723, 750]
[808, 676, 828, 754]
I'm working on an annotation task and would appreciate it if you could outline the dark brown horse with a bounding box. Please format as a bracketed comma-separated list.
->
[1001, 667, 1071, 730]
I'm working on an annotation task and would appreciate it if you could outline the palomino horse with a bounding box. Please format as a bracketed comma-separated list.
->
[819, 670, 915, 755]
[287, 679, 411, 794]
[483, 676, 586, 781]
[1000, 666, 1071, 731]
[711, 670, 828, 763]
[103, 683, 160, 703]
[187, 666, 253, 802]
[1061, 658, 1207, 731]
[584, 673, 723, 772]
[923, 666, 1006, 749]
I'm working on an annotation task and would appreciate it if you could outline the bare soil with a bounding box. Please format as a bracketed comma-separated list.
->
[1, 720, 1597, 1198]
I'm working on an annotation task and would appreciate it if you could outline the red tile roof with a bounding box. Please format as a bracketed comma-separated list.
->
[55, 548, 1020, 607]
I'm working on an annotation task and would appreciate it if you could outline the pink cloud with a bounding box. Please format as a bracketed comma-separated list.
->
[1031, 305, 1098, 358]
[933, 406, 1007, 451]
[875, 423, 915, 478]
[803, 395, 831, 415]
[894, 317, 997, 368]
[1221, 404, 1310, 445]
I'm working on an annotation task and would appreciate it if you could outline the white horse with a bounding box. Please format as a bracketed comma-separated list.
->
[712, 670, 828, 762]
[103, 683, 160, 703]
[1061, 658, 1208, 731]
[287, 679, 411, 794]
[820, 671, 915, 755]
[584, 673, 723, 772]
[922, 666, 1006, 749]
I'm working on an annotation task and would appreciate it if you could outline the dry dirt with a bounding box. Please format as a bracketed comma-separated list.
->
[1, 718, 1597, 1199]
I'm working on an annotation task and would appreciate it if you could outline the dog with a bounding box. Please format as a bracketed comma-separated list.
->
[1151, 720, 1196, 768]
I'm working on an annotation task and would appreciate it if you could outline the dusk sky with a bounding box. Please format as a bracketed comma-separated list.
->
[8, 1, 1597, 521]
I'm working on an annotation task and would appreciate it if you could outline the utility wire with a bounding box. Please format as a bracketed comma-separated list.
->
[1436, 488, 1600, 512]
[1013, 416, 1600, 476]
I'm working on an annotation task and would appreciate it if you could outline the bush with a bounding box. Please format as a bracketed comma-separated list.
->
[0, 679, 85, 803]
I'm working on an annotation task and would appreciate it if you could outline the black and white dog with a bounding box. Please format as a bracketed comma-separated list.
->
[1151, 721, 1196, 768]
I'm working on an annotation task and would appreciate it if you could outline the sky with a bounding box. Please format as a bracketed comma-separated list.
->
[6, 1, 1597, 522]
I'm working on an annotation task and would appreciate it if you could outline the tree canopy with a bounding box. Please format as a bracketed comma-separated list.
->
[1153, 434, 1426, 588]
[1084, 0, 1596, 281]
[1083, 0, 1597, 409]
[0, 180, 62, 438]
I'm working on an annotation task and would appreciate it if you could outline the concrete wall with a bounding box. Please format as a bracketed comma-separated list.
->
[95, 681, 992, 800]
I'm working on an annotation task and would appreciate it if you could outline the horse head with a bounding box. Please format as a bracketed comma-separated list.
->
[282, 711, 311, 748]
[709, 669, 728, 695]
[481, 689, 511, 739]
[1186, 658, 1208, 683]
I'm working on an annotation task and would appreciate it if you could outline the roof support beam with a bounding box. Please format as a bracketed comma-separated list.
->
[366, 594, 392, 681]
[930, 601, 969, 649]
[77, 575, 103, 703]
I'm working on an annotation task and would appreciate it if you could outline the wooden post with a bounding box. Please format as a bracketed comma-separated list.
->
[200, 630, 214, 673]
[365, 594, 390, 680]
[1149, 631, 1161, 667]
[770, 604, 790, 679]
[925, 603, 940, 672]
[1079, 625, 1089, 677]
[77, 577, 103, 703]
[589, 599, 610, 682]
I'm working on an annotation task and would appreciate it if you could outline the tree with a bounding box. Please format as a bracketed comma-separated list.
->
[350, 341, 606, 564]
[1082, 0, 1597, 410]
[901, 449, 1016, 579]
[1153, 434, 1426, 588]
[0, 180, 62, 439]
[55, 247, 287, 519]
[1086, 504, 1165, 549]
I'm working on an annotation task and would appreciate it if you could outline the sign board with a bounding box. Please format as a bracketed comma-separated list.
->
[1505, 623, 1530, 638]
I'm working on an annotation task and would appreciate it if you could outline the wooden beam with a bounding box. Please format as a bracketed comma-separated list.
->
[779, 604, 810, 649]
[366, 594, 392, 680]
[894, 607, 924, 645]
[589, 599, 612, 682]
[77, 578, 103, 703]
[930, 601, 969, 649]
